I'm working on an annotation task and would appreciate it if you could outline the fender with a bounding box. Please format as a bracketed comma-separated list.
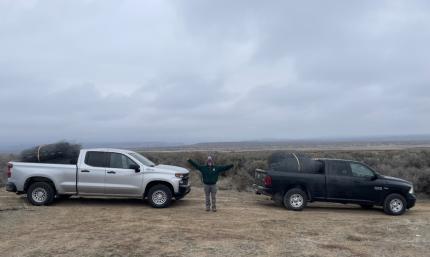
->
[142, 174, 179, 195]
[24, 175, 57, 193]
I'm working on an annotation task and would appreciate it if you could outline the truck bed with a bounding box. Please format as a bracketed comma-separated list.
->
[9, 162, 78, 194]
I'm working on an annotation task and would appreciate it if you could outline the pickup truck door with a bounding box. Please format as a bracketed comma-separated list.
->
[77, 151, 107, 195]
[104, 152, 143, 196]
[348, 162, 382, 203]
[325, 161, 354, 200]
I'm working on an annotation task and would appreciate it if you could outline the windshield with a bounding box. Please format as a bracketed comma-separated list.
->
[128, 152, 155, 167]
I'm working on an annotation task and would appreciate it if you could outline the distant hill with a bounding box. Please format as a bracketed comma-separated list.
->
[138, 135, 430, 151]
[2, 135, 430, 153]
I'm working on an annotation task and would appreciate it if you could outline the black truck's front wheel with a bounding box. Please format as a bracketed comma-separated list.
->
[283, 188, 307, 211]
[384, 193, 406, 215]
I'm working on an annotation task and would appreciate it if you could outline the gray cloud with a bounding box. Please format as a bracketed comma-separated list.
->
[0, 0, 429, 145]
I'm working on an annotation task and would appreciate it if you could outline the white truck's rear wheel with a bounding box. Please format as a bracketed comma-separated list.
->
[148, 184, 172, 208]
[27, 182, 55, 206]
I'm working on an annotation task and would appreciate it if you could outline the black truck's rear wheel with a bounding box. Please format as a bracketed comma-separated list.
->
[384, 193, 406, 215]
[27, 182, 55, 206]
[283, 188, 307, 211]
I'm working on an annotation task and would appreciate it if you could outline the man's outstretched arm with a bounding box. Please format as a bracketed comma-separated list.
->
[187, 159, 201, 170]
[217, 164, 234, 172]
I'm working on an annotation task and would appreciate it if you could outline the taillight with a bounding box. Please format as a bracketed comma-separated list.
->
[264, 175, 272, 186]
[7, 162, 13, 178]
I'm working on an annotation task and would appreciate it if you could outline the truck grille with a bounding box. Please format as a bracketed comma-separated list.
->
[181, 174, 189, 185]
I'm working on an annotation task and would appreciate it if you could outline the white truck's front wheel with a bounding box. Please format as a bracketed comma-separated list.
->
[27, 182, 55, 206]
[147, 184, 172, 208]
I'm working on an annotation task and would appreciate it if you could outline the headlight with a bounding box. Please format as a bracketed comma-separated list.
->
[409, 186, 414, 194]
[175, 173, 185, 178]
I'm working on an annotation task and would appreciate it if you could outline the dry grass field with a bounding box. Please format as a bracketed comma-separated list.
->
[1, 188, 429, 257]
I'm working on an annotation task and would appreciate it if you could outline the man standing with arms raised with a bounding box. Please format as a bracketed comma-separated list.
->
[188, 156, 234, 212]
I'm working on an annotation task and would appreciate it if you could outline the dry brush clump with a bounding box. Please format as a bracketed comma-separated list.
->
[20, 141, 81, 164]
[308, 149, 430, 195]
[144, 151, 271, 191]
[143, 149, 430, 195]
[0, 154, 16, 186]
[1, 148, 429, 195]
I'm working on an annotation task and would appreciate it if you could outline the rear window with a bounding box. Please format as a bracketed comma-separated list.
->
[301, 159, 324, 174]
[84, 151, 108, 167]
[329, 161, 351, 176]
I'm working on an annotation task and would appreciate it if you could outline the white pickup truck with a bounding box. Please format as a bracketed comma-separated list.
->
[6, 148, 191, 208]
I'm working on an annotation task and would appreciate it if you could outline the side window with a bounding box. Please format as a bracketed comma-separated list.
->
[329, 161, 351, 176]
[109, 153, 137, 169]
[315, 160, 324, 174]
[85, 152, 108, 167]
[350, 163, 374, 178]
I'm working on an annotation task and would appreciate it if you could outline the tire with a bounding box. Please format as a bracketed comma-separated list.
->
[147, 184, 172, 208]
[360, 204, 374, 209]
[27, 182, 55, 206]
[383, 193, 406, 215]
[283, 188, 307, 211]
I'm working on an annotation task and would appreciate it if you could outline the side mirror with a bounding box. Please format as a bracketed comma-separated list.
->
[129, 164, 140, 173]
[370, 174, 378, 181]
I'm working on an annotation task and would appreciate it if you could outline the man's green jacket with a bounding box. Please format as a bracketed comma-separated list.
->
[187, 159, 234, 185]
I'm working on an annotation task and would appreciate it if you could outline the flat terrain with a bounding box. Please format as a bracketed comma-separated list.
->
[0, 188, 429, 257]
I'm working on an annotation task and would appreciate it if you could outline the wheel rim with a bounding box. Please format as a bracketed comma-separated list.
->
[389, 199, 403, 213]
[290, 193, 304, 208]
[152, 190, 167, 206]
[32, 187, 48, 203]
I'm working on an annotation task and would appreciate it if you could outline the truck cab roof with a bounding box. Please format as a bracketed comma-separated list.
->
[313, 158, 360, 163]
[83, 148, 137, 154]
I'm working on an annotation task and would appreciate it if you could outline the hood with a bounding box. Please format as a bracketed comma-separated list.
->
[380, 175, 411, 185]
[154, 164, 189, 174]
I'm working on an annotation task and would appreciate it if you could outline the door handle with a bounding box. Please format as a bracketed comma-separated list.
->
[107, 171, 116, 174]
[81, 170, 90, 173]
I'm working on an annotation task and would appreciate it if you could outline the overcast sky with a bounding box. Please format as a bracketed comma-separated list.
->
[1, 0, 429, 146]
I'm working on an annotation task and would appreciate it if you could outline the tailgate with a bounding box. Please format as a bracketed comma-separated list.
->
[253, 169, 269, 194]
[254, 169, 267, 187]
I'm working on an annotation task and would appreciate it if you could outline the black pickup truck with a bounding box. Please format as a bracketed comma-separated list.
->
[254, 155, 416, 215]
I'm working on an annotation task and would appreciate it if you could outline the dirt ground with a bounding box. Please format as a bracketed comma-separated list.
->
[0, 188, 429, 257]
